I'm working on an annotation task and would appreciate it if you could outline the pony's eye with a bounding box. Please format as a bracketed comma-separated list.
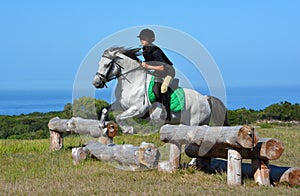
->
[104, 62, 112, 68]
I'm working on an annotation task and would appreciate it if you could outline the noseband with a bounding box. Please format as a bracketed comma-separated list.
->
[96, 54, 144, 88]
[96, 56, 123, 87]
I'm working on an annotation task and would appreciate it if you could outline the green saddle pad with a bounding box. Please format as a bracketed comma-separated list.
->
[148, 76, 185, 112]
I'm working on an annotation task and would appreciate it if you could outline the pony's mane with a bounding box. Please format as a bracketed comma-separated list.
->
[104, 47, 141, 61]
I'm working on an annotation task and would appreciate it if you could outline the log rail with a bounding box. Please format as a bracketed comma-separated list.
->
[48, 117, 118, 151]
[158, 124, 296, 186]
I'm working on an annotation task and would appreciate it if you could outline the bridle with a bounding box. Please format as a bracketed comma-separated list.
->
[96, 54, 142, 88]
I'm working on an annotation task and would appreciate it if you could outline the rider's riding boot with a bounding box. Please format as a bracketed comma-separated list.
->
[161, 75, 173, 93]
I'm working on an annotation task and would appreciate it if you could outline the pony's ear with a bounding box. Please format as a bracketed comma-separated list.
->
[130, 48, 142, 56]
[125, 48, 141, 56]
[131, 48, 141, 53]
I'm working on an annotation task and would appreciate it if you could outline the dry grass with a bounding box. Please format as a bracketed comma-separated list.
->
[0, 126, 299, 195]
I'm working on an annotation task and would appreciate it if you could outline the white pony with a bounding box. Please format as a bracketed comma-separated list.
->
[93, 47, 229, 134]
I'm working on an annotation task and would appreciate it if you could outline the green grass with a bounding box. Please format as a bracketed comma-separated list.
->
[1, 126, 299, 195]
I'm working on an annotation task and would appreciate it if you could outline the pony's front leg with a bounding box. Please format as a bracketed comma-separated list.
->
[98, 101, 121, 128]
[116, 106, 145, 134]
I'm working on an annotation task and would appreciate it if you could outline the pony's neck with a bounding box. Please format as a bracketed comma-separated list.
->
[114, 54, 149, 98]
[118, 63, 147, 87]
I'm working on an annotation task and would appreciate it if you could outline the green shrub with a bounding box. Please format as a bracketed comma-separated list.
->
[1, 99, 299, 139]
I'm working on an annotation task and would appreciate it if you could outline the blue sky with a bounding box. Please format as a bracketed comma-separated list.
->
[1, 1, 299, 92]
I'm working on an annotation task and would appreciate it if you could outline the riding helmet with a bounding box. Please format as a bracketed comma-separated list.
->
[137, 29, 155, 40]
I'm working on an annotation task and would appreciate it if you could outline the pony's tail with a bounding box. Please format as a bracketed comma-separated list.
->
[207, 96, 230, 126]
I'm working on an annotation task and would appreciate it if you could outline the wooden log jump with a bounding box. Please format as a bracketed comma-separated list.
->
[185, 137, 284, 186]
[159, 124, 287, 186]
[72, 142, 160, 171]
[159, 125, 258, 171]
[48, 116, 118, 151]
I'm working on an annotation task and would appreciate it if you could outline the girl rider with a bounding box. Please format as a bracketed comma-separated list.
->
[138, 28, 175, 121]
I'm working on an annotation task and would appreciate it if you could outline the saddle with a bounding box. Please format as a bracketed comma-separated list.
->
[148, 76, 185, 112]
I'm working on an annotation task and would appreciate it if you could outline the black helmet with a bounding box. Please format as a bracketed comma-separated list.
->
[137, 29, 155, 40]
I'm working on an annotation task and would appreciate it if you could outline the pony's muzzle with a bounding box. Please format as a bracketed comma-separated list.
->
[93, 76, 104, 88]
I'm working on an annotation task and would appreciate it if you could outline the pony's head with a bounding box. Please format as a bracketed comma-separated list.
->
[93, 47, 141, 88]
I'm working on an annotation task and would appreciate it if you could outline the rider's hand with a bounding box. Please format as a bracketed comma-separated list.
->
[141, 62, 148, 69]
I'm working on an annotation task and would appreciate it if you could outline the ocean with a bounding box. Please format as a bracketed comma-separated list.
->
[0, 85, 299, 116]
[0, 90, 73, 116]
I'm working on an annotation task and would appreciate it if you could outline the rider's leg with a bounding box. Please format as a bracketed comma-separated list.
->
[154, 81, 171, 121]
[153, 81, 161, 101]
[161, 92, 171, 121]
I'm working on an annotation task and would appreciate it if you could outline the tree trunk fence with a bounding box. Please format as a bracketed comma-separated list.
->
[48, 113, 118, 151]
[159, 124, 299, 186]
[72, 141, 160, 170]
[47, 117, 299, 186]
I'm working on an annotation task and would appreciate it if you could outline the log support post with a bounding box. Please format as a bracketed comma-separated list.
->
[227, 148, 242, 185]
[158, 143, 182, 173]
[252, 159, 271, 186]
[49, 130, 63, 151]
[169, 143, 181, 171]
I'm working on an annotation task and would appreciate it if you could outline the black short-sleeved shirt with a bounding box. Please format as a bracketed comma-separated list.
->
[142, 45, 175, 78]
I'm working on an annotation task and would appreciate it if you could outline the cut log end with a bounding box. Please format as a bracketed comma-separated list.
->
[280, 168, 300, 187]
[106, 122, 118, 138]
[237, 126, 259, 148]
[262, 138, 284, 160]
[288, 169, 300, 186]
[138, 142, 160, 169]
[72, 147, 88, 165]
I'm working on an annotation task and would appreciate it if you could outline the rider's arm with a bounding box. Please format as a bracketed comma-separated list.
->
[141, 49, 165, 71]
[141, 62, 164, 71]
